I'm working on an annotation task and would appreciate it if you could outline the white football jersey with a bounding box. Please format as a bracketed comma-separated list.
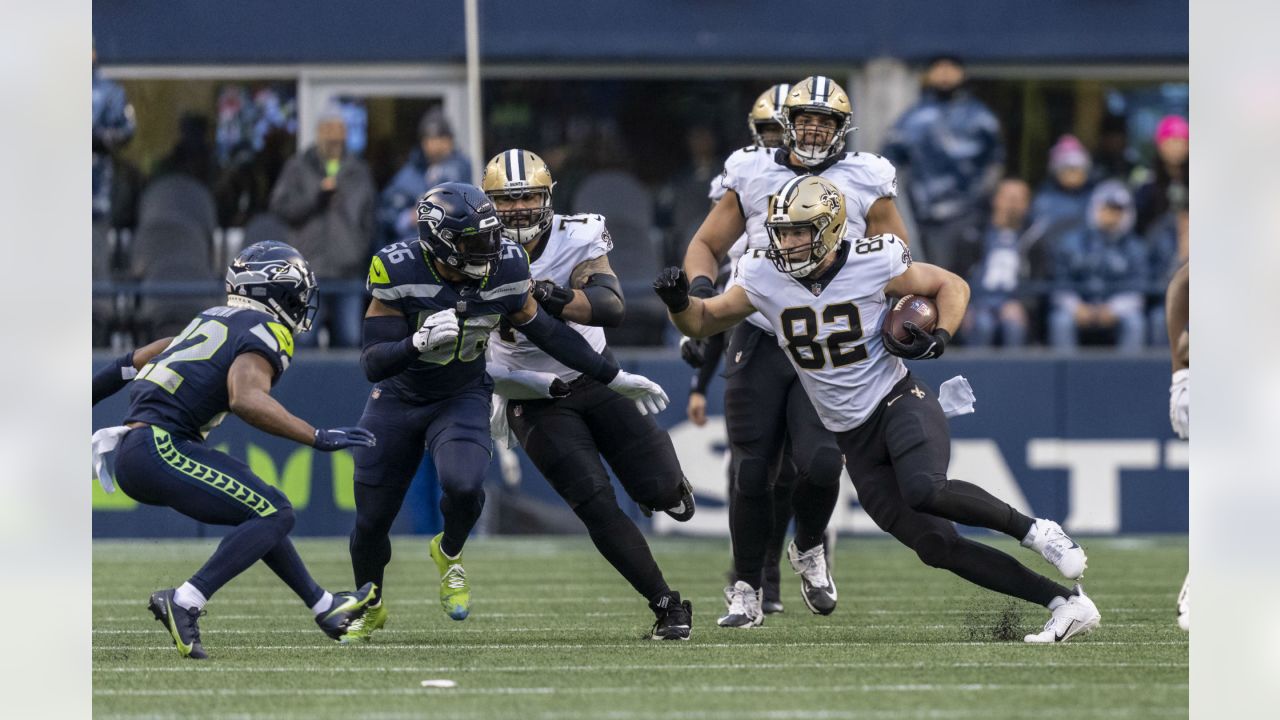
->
[734, 236, 913, 432]
[717, 146, 898, 332]
[487, 213, 611, 382]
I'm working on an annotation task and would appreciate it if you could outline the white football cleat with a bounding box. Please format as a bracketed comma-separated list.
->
[717, 580, 764, 628]
[787, 540, 838, 615]
[1024, 585, 1100, 644]
[1176, 574, 1190, 632]
[1021, 519, 1087, 580]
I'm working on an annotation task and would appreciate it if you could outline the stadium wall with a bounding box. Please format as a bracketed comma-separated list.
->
[91, 354, 1186, 539]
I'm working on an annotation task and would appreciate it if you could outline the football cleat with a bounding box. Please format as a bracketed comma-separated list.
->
[1176, 574, 1190, 632]
[315, 582, 377, 641]
[147, 588, 208, 660]
[341, 601, 388, 644]
[429, 533, 471, 620]
[637, 476, 696, 522]
[649, 592, 693, 641]
[1021, 519, 1087, 580]
[1024, 585, 1101, 644]
[787, 540, 838, 615]
[717, 580, 764, 628]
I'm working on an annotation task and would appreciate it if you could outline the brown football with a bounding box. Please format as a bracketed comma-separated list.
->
[883, 295, 938, 343]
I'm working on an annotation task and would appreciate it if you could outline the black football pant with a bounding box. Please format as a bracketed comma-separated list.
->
[724, 323, 843, 590]
[837, 373, 1070, 607]
[350, 386, 493, 604]
[113, 425, 323, 607]
[509, 375, 684, 604]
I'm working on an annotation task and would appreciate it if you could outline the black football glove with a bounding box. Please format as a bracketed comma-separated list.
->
[653, 267, 692, 313]
[679, 336, 706, 368]
[549, 377, 572, 398]
[882, 322, 951, 360]
[531, 280, 575, 318]
[313, 426, 377, 451]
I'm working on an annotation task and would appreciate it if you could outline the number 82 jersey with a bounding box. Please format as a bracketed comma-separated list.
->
[734, 235, 911, 433]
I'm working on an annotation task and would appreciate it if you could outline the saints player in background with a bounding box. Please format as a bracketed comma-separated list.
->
[681, 76, 910, 627]
[90, 241, 377, 659]
[658, 176, 1101, 643]
[481, 149, 695, 639]
[345, 182, 669, 640]
[684, 84, 802, 615]
[1166, 261, 1189, 630]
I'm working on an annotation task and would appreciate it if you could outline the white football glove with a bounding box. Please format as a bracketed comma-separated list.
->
[412, 308, 460, 353]
[1169, 368, 1189, 439]
[607, 370, 670, 416]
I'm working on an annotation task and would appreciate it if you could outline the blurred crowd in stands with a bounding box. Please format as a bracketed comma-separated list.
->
[92, 53, 1187, 352]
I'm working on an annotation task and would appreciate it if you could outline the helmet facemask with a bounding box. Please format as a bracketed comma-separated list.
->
[783, 108, 851, 167]
[766, 219, 832, 278]
[434, 214, 504, 279]
[489, 186, 553, 245]
[763, 176, 848, 278]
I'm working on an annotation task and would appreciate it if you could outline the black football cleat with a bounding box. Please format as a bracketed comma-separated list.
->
[148, 589, 208, 660]
[649, 592, 693, 640]
[315, 582, 377, 641]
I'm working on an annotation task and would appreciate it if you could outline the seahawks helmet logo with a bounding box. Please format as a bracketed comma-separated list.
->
[417, 201, 445, 228]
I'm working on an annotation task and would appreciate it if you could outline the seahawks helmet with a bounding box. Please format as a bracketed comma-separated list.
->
[224, 240, 318, 333]
[781, 76, 854, 166]
[417, 182, 504, 279]
[748, 84, 791, 148]
[764, 176, 848, 278]
[481, 149, 556, 246]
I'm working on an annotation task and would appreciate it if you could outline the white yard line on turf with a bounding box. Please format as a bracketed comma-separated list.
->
[93, 660, 1189, 673]
[92, 640, 1189, 651]
[94, 622, 1165, 635]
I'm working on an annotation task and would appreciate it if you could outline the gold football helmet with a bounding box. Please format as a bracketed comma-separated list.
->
[781, 76, 854, 166]
[481, 148, 555, 244]
[748, 83, 791, 148]
[764, 175, 848, 278]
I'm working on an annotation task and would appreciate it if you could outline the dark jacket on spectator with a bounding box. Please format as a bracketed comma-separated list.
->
[881, 88, 1005, 224]
[269, 147, 375, 279]
[377, 147, 472, 247]
[1052, 199, 1148, 305]
[1030, 178, 1093, 235]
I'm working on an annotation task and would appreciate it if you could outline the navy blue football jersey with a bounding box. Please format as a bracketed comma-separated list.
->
[367, 239, 531, 404]
[124, 305, 295, 439]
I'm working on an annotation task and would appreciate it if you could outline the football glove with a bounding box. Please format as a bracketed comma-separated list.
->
[653, 267, 691, 313]
[679, 336, 706, 368]
[411, 308, 460, 353]
[882, 323, 950, 360]
[531, 280, 575, 318]
[607, 370, 670, 415]
[1169, 368, 1189, 439]
[313, 426, 377, 451]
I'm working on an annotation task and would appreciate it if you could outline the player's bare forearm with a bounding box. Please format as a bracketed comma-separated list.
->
[866, 197, 910, 245]
[1165, 262, 1189, 371]
[556, 290, 593, 324]
[671, 288, 754, 339]
[132, 337, 174, 369]
[683, 192, 745, 282]
[227, 353, 315, 446]
[886, 262, 970, 334]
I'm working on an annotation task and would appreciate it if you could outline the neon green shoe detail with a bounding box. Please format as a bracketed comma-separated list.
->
[429, 533, 471, 620]
[340, 601, 388, 644]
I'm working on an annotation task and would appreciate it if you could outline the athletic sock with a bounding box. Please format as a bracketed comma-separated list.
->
[173, 582, 207, 611]
[310, 591, 334, 617]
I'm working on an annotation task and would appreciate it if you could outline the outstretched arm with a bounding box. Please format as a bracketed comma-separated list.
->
[508, 293, 619, 384]
[92, 336, 173, 405]
[227, 352, 374, 451]
[655, 267, 756, 339]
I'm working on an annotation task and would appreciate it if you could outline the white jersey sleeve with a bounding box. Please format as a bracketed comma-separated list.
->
[716, 146, 767, 198]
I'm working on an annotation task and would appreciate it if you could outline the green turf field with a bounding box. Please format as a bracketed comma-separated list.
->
[93, 535, 1187, 719]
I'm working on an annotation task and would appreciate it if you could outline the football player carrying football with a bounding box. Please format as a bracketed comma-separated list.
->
[658, 176, 1101, 643]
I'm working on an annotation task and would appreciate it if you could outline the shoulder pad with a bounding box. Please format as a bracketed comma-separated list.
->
[369, 241, 426, 289]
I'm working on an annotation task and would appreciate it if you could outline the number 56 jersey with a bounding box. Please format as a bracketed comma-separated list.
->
[734, 236, 911, 433]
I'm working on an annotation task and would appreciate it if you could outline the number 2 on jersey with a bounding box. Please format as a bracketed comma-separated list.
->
[136, 318, 229, 393]
[779, 302, 868, 370]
